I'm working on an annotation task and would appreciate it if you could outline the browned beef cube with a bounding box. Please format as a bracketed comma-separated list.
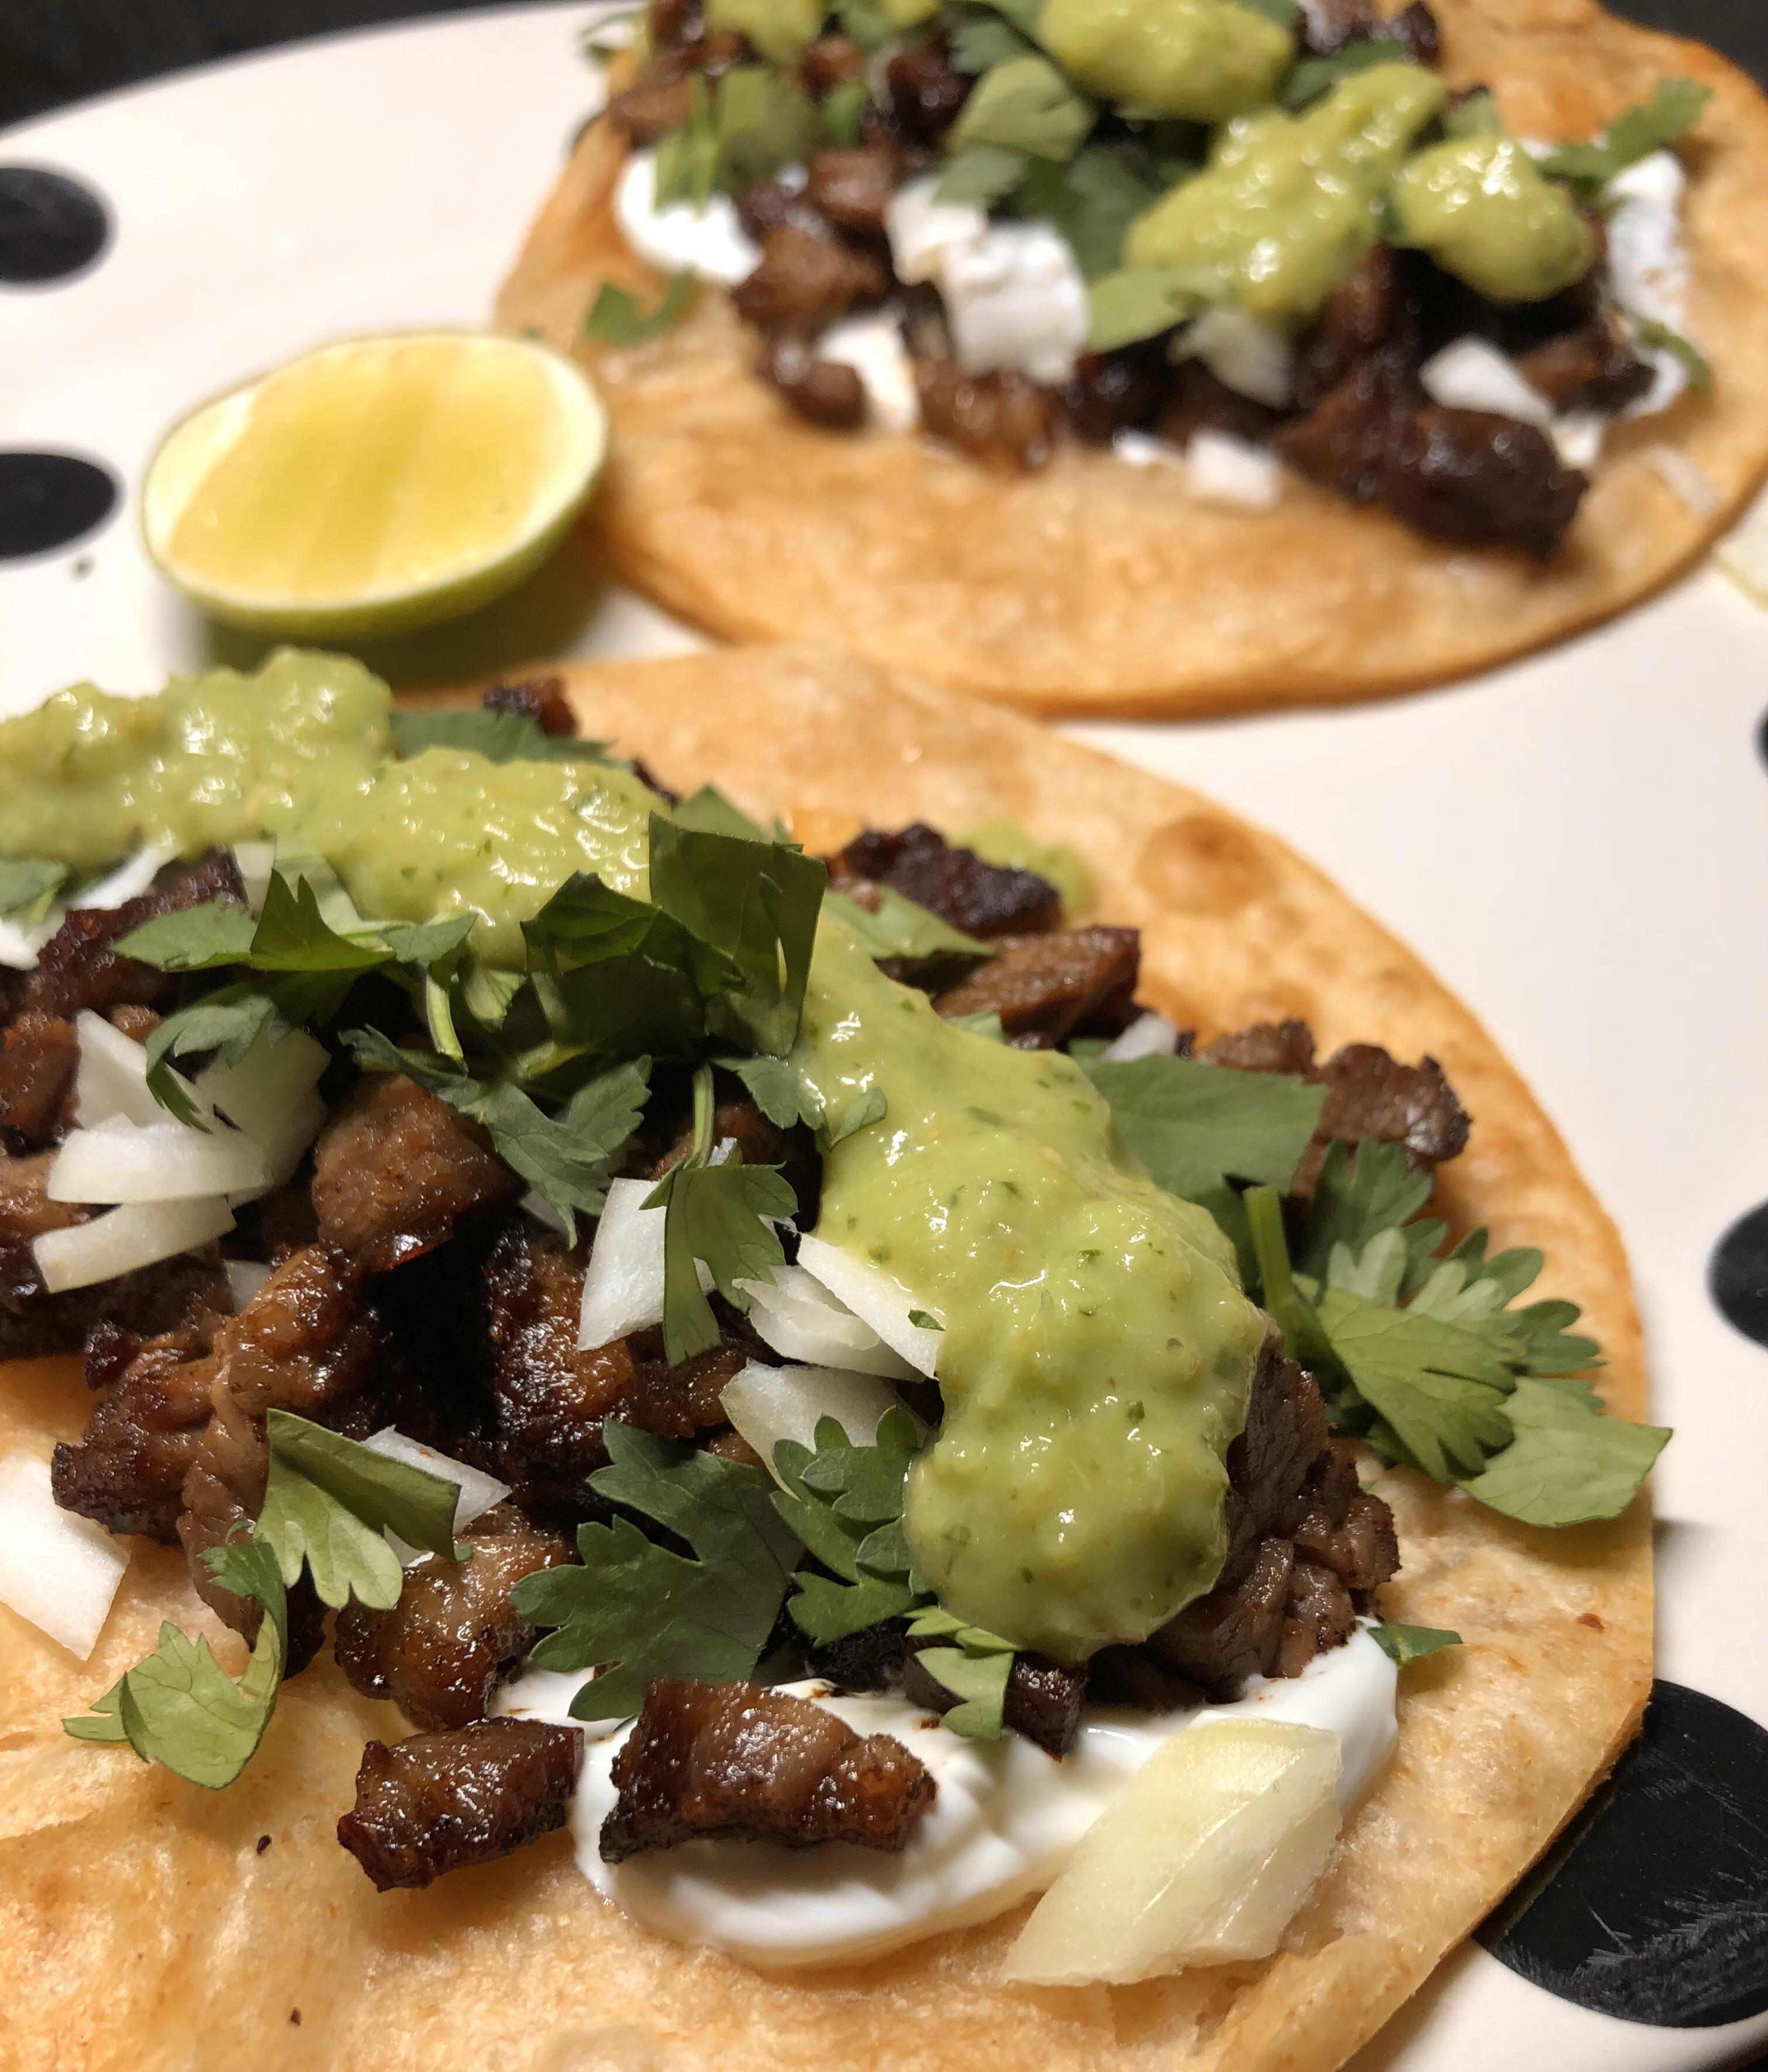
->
[757, 336, 867, 430]
[884, 39, 971, 143]
[1276, 1558, 1358, 1679]
[1147, 1537, 1295, 1692]
[0, 1009, 78, 1150]
[933, 926, 1140, 1044]
[915, 357, 1059, 470]
[28, 851, 246, 1020]
[805, 147, 897, 237]
[51, 1315, 218, 1541]
[601, 1678, 935, 1860]
[338, 1718, 581, 1891]
[832, 823, 1060, 939]
[605, 75, 698, 142]
[1515, 322, 1655, 413]
[311, 1074, 521, 1272]
[1381, 406, 1587, 561]
[335, 1503, 575, 1730]
[799, 32, 866, 96]
[1222, 1346, 1332, 1560]
[732, 225, 885, 337]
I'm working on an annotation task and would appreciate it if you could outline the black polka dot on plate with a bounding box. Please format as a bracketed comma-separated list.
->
[1711, 1201, 1768, 1348]
[1756, 706, 1768, 776]
[0, 451, 119, 561]
[1477, 1680, 1768, 2026]
[0, 166, 111, 286]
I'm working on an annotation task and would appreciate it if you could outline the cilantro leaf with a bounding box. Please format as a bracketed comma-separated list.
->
[1283, 39, 1417, 109]
[824, 1084, 887, 1146]
[583, 273, 697, 344]
[512, 1425, 801, 1722]
[952, 54, 1095, 163]
[1019, 147, 1160, 278]
[1370, 1621, 1462, 1666]
[389, 708, 612, 765]
[646, 1150, 795, 1363]
[1453, 1377, 1669, 1527]
[142, 987, 283, 1126]
[1086, 265, 1218, 351]
[719, 1050, 825, 1131]
[936, 143, 1031, 208]
[911, 1621, 1014, 1737]
[948, 8, 1036, 73]
[1445, 88, 1502, 138]
[835, 0, 891, 47]
[670, 784, 784, 843]
[0, 854, 69, 927]
[648, 815, 826, 1056]
[1540, 77, 1711, 191]
[64, 1535, 287, 1790]
[1624, 309, 1711, 394]
[825, 886, 991, 967]
[945, 1008, 1005, 1042]
[1232, 0, 1298, 22]
[1083, 1051, 1325, 1204]
[1315, 1283, 1517, 1478]
[822, 77, 870, 146]
[1295, 1137, 1436, 1284]
[115, 897, 257, 972]
[773, 1409, 924, 1642]
[256, 1409, 467, 1610]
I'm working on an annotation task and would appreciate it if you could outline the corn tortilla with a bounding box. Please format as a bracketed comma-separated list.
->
[0, 646, 1652, 2069]
[495, 0, 1768, 719]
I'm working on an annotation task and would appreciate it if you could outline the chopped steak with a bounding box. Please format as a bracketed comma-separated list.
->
[807, 1617, 912, 1693]
[1063, 341, 1172, 444]
[338, 1718, 581, 1891]
[1201, 1018, 1470, 1192]
[311, 1073, 521, 1272]
[27, 851, 246, 1021]
[600, 1677, 935, 1860]
[1383, 406, 1587, 560]
[732, 224, 886, 337]
[915, 357, 1059, 470]
[482, 1221, 744, 1517]
[757, 336, 867, 430]
[51, 1313, 220, 1540]
[0, 1009, 78, 1150]
[805, 147, 897, 237]
[0, 1150, 228, 1361]
[884, 38, 971, 144]
[934, 926, 1140, 1044]
[1515, 320, 1655, 413]
[735, 179, 822, 243]
[605, 75, 698, 143]
[1294, 244, 1416, 412]
[1387, 0, 1440, 64]
[1157, 361, 1281, 449]
[335, 1503, 574, 1730]
[904, 1646, 1088, 1757]
[1278, 342, 1422, 507]
[481, 674, 577, 736]
[1145, 1348, 1398, 1698]
[178, 1243, 379, 1660]
[798, 33, 866, 96]
[830, 823, 1060, 939]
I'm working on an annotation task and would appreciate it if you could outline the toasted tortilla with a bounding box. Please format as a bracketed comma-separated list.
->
[0, 646, 1651, 2070]
[495, 0, 1768, 719]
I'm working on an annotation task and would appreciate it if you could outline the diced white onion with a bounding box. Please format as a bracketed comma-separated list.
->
[1175, 307, 1294, 409]
[73, 1011, 211, 1131]
[33, 1195, 236, 1292]
[1186, 431, 1281, 510]
[614, 150, 760, 287]
[225, 1259, 271, 1310]
[1552, 411, 1607, 470]
[578, 1177, 668, 1348]
[736, 1261, 916, 1380]
[1645, 442, 1722, 520]
[794, 1234, 942, 1380]
[1420, 336, 1554, 428]
[1112, 429, 1178, 470]
[818, 306, 919, 433]
[0, 1452, 128, 1659]
[940, 219, 1090, 385]
[231, 841, 275, 915]
[49, 1116, 272, 1205]
[1716, 491, 1768, 603]
[1101, 1012, 1181, 1062]
[364, 1427, 512, 1563]
[68, 840, 180, 912]
[197, 1028, 328, 1146]
[884, 175, 986, 287]
[721, 1361, 916, 1480]
[0, 916, 57, 971]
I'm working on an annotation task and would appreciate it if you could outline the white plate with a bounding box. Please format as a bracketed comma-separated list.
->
[2, 9, 1764, 2063]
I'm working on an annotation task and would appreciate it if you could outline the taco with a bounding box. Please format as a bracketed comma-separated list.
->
[496, 0, 1768, 718]
[0, 643, 1662, 2068]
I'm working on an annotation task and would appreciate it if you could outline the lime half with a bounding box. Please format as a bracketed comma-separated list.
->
[142, 332, 608, 639]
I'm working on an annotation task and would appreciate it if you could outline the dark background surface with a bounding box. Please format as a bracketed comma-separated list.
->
[1, 0, 1765, 127]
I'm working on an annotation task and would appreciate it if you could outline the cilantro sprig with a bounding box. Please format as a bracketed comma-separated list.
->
[511, 1423, 802, 1721]
[1540, 77, 1711, 193]
[64, 1415, 470, 1788]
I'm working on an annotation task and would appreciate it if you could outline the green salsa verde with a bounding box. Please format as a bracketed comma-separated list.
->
[1037, 0, 1294, 126]
[1390, 135, 1595, 304]
[798, 925, 1266, 1660]
[1125, 63, 1448, 321]
[0, 651, 1266, 1659]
